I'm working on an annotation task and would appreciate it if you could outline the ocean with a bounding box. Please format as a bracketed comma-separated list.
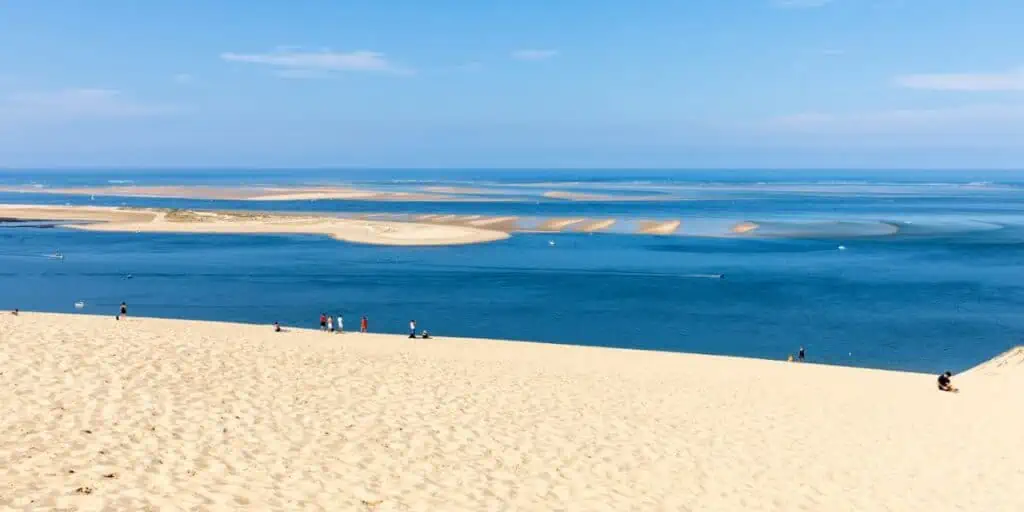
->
[2, 169, 1023, 373]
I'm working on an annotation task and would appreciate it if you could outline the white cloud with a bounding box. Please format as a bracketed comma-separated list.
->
[895, 68, 1024, 91]
[511, 49, 558, 61]
[772, 0, 833, 8]
[1, 89, 178, 121]
[221, 48, 412, 76]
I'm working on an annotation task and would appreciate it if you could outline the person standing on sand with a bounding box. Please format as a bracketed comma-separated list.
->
[337, 314, 344, 334]
[319, 313, 327, 331]
[798, 346, 805, 362]
[327, 315, 334, 333]
[118, 302, 127, 320]
[361, 316, 368, 333]
[409, 320, 417, 338]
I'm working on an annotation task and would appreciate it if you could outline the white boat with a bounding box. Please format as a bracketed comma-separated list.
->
[44, 252, 64, 260]
[74, 301, 85, 309]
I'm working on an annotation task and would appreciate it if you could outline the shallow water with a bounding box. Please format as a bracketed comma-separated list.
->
[3, 169, 1023, 373]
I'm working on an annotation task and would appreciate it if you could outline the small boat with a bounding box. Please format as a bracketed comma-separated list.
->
[548, 240, 556, 246]
[74, 301, 85, 309]
[44, 251, 64, 260]
[838, 245, 847, 251]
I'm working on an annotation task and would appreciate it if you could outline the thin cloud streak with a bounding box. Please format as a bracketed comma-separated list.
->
[772, 0, 833, 8]
[221, 48, 413, 75]
[895, 68, 1024, 91]
[511, 49, 558, 61]
[1, 89, 179, 122]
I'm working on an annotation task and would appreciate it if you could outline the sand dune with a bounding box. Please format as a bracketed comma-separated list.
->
[1, 312, 1020, 510]
[0, 205, 509, 247]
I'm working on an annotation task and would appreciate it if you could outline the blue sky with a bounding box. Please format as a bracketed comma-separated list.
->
[2, 0, 1024, 168]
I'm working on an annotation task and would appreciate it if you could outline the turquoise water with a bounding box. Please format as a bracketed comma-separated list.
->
[2, 169, 1023, 373]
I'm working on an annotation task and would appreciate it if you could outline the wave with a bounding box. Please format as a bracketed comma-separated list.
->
[107, 179, 135, 184]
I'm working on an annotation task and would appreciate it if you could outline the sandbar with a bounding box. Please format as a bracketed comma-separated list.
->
[0, 204, 509, 246]
[731, 221, 759, 234]
[637, 220, 682, 235]
[1, 312, 1020, 510]
[0, 185, 499, 203]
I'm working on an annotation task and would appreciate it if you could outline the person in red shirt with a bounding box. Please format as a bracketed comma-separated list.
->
[319, 313, 327, 331]
[360, 315, 368, 333]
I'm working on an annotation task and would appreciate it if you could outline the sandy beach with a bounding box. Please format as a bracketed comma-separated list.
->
[1, 312, 1020, 511]
[0, 205, 509, 247]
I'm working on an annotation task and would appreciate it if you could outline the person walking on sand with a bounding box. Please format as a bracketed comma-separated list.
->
[319, 313, 327, 331]
[409, 320, 417, 338]
[798, 346, 805, 362]
[360, 315, 368, 333]
[327, 315, 334, 333]
[336, 314, 344, 334]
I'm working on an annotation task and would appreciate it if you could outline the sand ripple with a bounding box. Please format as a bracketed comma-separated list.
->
[2, 313, 1022, 510]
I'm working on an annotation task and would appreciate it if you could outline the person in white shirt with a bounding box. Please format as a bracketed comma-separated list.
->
[409, 320, 416, 338]
[327, 315, 334, 333]
[336, 314, 344, 334]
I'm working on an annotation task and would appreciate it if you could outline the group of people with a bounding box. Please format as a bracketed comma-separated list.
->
[316, 313, 369, 334]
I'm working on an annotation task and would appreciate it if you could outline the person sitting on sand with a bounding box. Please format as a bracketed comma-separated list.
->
[274, 321, 281, 333]
[10, 308, 17, 316]
[421, 330, 430, 339]
[938, 371, 958, 392]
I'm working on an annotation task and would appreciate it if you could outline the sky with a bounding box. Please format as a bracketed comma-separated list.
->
[2, 0, 1024, 169]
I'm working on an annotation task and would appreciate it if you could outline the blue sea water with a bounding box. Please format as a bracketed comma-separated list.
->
[2, 169, 1023, 373]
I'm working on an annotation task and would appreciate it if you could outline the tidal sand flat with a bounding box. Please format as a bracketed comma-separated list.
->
[637, 220, 682, 235]
[0, 185, 466, 202]
[542, 191, 672, 202]
[1, 313, 1021, 510]
[0, 205, 509, 246]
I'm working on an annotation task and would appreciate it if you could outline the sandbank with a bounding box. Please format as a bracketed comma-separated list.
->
[0, 185, 501, 203]
[731, 221, 760, 234]
[637, 220, 682, 235]
[0, 204, 509, 246]
[1, 312, 1020, 510]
